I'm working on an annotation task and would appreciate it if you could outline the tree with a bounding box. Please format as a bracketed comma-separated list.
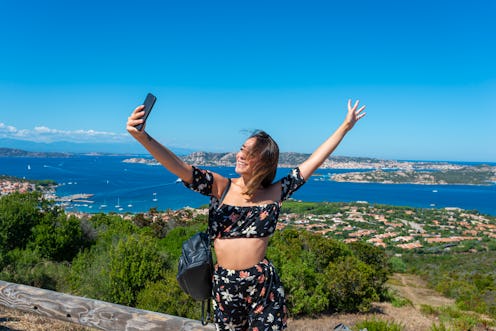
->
[325, 255, 380, 312]
[29, 213, 91, 262]
[107, 233, 169, 306]
[0, 192, 42, 253]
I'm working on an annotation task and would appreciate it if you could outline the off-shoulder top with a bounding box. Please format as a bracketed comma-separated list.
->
[183, 166, 306, 239]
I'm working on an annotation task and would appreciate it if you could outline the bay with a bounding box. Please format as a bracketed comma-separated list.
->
[1, 156, 495, 216]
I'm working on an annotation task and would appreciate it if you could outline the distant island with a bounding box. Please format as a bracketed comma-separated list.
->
[123, 151, 496, 186]
[1, 148, 494, 186]
[0, 148, 72, 158]
[330, 167, 496, 185]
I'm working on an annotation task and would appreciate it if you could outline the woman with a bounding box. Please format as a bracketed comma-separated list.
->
[126, 99, 366, 330]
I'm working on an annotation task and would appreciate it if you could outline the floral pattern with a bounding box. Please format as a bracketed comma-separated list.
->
[213, 259, 287, 331]
[183, 166, 306, 239]
[182, 166, 306, 330]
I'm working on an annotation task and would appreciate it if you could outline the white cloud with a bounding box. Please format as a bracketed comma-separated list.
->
[0, 122, 18, 133]
[0, 122, 130, 143]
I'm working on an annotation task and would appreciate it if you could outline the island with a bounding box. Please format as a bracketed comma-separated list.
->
[122, 152, 496, 186]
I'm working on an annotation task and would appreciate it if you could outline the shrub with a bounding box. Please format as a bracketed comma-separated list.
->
[0, 192, 42, 252]
[29, 213, 91, 262]
[325, 255, 380, 312]
[107, 233, 169, 306]
[354, 318, 403, 331]
[389, 256, 407, 273]
[0, 248, 69, 290]
[267, 228, 388, 315]
[137, 270, 200, 319]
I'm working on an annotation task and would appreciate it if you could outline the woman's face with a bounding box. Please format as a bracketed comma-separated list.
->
[235, 137, 259, 176]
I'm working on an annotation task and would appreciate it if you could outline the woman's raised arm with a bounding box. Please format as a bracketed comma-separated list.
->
[126, 105, 194, 183]
[298, 99, 366, 180]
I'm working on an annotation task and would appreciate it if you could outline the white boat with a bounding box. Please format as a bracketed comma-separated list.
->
[152, 192, 158, 202]
[115, 197, 121, 208]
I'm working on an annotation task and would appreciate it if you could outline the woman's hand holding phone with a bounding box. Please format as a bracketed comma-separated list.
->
[127, 93, 157, 136]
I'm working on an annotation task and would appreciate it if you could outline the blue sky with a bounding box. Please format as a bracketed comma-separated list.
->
[0, 0, 495, 162]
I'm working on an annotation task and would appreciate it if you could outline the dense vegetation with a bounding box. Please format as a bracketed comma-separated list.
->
[1, 192, 495, 330]
[0, 192, 390, 321]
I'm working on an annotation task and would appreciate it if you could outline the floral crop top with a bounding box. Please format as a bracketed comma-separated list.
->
[183, 166, 306, 239]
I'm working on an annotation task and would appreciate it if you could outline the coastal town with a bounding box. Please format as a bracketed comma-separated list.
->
[0, 176, 37, 195]
[277, 202, 496, 252]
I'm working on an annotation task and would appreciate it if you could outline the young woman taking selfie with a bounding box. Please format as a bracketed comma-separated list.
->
[127, 98, 366, 330]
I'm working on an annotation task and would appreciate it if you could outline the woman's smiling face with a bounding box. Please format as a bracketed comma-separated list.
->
[235, 137, 259, 176]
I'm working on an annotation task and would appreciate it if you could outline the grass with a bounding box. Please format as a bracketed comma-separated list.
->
[354, 318, 404, 331]
[421, 304, 496, 331]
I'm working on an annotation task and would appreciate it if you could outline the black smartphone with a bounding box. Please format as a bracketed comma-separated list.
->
[135, 93, 157, 131]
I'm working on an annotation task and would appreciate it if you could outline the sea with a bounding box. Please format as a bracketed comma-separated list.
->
[1, 156, 495, 216]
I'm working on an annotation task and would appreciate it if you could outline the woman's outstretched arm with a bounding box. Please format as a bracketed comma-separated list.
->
[298, 99, 366, 180]
[126, 105, 194, 183]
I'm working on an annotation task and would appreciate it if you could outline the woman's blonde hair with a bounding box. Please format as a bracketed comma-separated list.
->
[243, 130, 279, 197]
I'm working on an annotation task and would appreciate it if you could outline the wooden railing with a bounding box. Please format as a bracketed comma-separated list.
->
[0, 280, 215, 330]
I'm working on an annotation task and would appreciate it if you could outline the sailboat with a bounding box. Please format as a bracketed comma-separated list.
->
[152, 192, 158, 202]
[27, 164, 31, 170]
[115, 197, 121, 208]
[100, 199, 108, 208]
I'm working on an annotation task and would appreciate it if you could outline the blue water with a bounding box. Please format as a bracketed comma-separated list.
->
[1, 156, 495, 216]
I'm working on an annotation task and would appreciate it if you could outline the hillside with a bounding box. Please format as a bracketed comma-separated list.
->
[0, 148, 71, 158]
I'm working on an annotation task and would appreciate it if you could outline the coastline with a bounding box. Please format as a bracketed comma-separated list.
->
[1, 155, 495, 216]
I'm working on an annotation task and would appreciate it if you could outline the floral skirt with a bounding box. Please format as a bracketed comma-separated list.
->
[212, 258, 287, 331]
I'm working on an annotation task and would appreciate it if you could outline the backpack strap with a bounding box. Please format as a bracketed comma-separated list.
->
[219, 178, 231, 204]
[216, 178, 231, 210]
[201, 299, 211, 325]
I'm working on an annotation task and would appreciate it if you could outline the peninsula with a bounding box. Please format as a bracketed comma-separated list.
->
[122, 152, 496, 185]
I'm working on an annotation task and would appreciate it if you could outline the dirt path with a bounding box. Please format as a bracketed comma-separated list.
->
[390, 273, 454, 309]
[287, 273, 455, 331]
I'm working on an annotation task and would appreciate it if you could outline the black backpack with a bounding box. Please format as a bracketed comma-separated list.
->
[177, 231, 213, 325]
[177, 178, 231, 325]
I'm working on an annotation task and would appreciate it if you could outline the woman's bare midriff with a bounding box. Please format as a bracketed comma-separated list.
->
[214, 237, 270, 270]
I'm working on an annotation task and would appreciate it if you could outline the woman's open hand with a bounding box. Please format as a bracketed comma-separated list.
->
[343, 99, 366, 131]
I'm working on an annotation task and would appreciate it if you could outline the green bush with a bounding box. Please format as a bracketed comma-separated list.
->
[107, 233, 169, 306]
[348, 241, 390, 297]
[353, 318, 404, 331]
[0, 248, 69, 290]
[159, 223, 207, 261]
[70, 243, 113, 300]
[137, 270, 200, 319]
[29, 213, 91, 261]
[279, 261, 329, 315]
[70, 216, 157, 303]
[268, 228, 388, 316]
[0, 192, 42, 252]
[389, 256, 407, 273]
[326, 255, 380, 312]
[354, 318, 403, 331]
